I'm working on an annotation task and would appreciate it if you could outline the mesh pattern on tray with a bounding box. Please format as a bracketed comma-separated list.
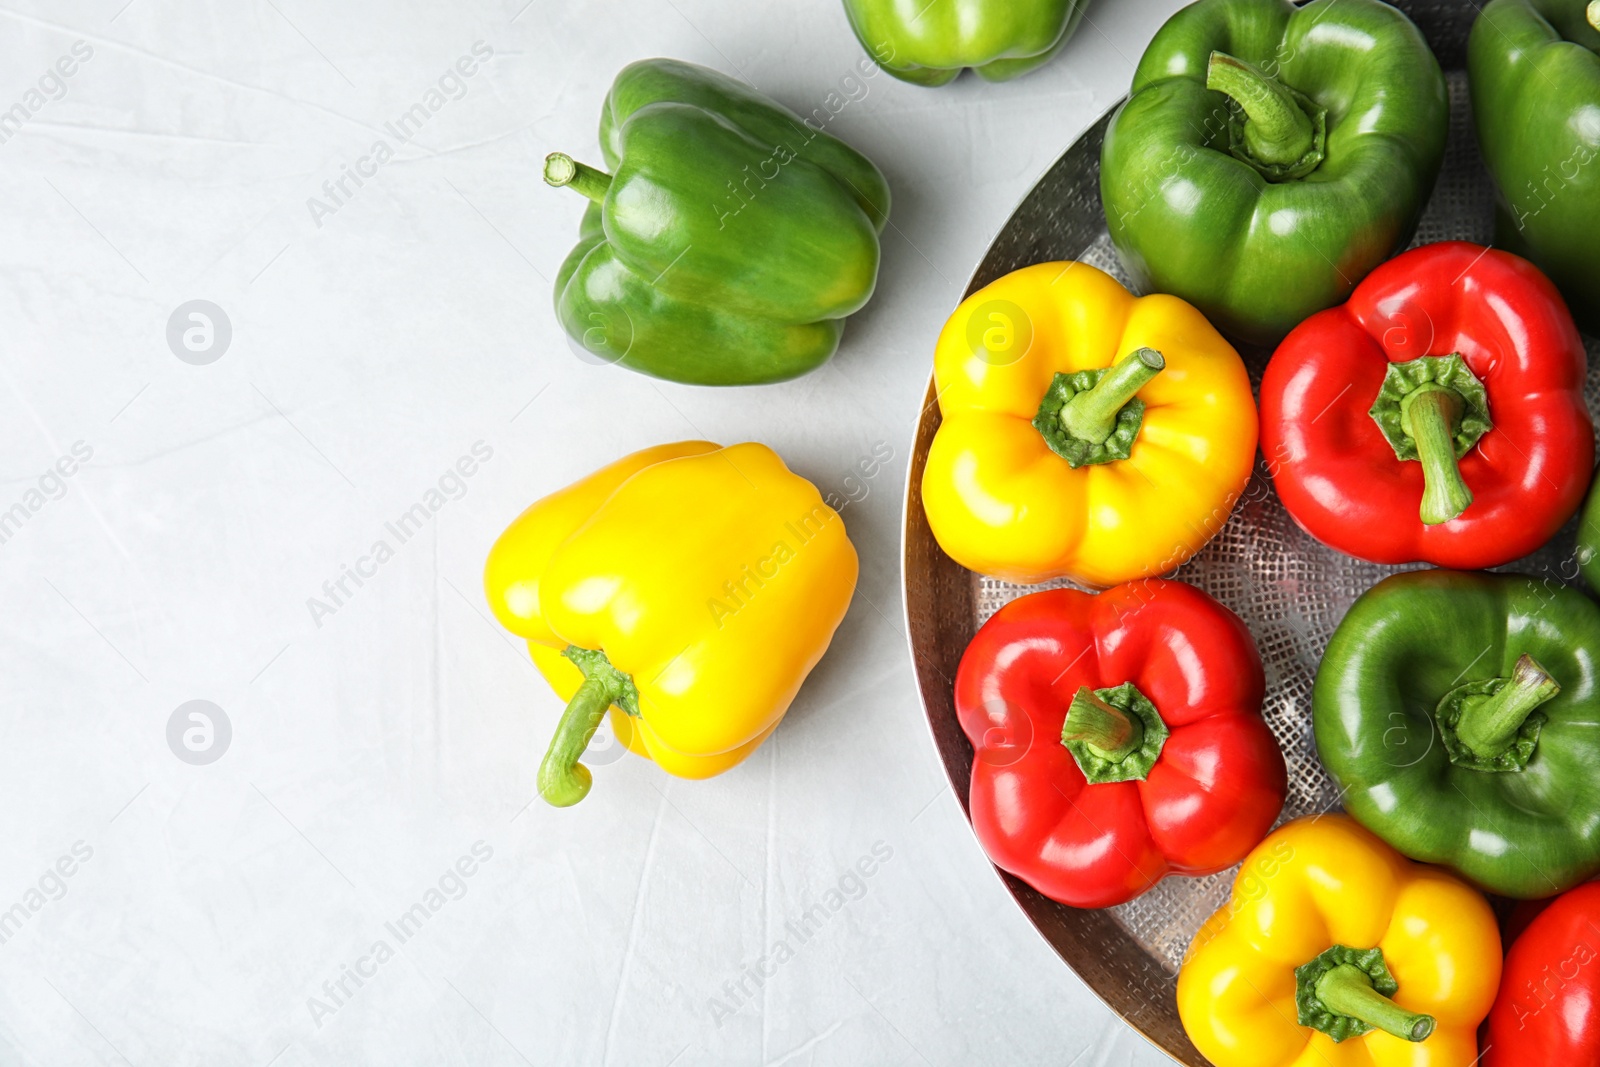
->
[971, 72, 1600, 973]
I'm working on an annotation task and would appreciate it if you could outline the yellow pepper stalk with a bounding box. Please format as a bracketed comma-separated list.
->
[921, 261, 1256, 586]
[484, 441, 857, 806]
[1178, 815, 1501, 1067]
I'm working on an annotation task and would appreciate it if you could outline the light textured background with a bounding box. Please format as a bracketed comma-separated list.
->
[0, 1, 1190, 1063]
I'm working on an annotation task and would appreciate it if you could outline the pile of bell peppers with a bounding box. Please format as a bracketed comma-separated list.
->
[906, 1, 1600, 1064]
[509, 0, 1600, 1062]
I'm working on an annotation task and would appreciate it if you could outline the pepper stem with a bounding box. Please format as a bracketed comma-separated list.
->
[537, 669, 625, 807]
[1206, 52, 1316, 167]
[1315, 965, 1435, 1042]
[1057, 348, 1164, 445]
[1590, 0, 1600, 31]
[1403, 387, 1474, 524]
[1062, 686, 1144, 762]
[1060, 683, 1169, 784]
[544, 152, 613, 205]
[1456, 654, 1560, 761]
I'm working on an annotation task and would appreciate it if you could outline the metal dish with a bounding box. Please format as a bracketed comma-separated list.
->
[900, 4, 1600, 1062]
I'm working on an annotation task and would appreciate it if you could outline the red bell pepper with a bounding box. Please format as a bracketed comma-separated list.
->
[955, 580, 1286, 909]
[1260, 241, 1592, 569]
[1485, 882, 1600, 1065]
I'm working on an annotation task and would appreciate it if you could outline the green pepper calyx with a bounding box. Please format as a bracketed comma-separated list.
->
[1060, 682, 1169, 783]
[1033, 348, 1164, 468]
[1368, 354, 1492, 525]
[1206, 52, 1327, 181]
[537, 646, 640, 807]
[1436, 653, 1558, 772]
[1295, 946, 1436, 1043]
[544, 152, 614, 205]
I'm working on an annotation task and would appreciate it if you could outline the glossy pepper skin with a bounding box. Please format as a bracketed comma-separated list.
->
[484, 441, 857, 805]
[1261, 242, 1593, 569]
[921, 261, 1256, 587]
[546, 59, 891, 385]
[1470, 0, 1600, 335]
[955, 580, 1285, 908]
[1101, 0, 1447, 345]
[1578, 467, 1600, 590]
[1485, 882, 1600, 1065]
[841, 0, 1090, 86]
[1314, 570, 1600, 898]
[1179, 815, 1501, 1067]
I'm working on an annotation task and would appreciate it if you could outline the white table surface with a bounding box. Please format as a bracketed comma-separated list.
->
[0, 1, 1194, 1063]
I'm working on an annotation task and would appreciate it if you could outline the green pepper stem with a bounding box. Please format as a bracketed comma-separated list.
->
[1456, 654, 1560, 760]
[544, 152, 613, 205]
[1058, 348, 1164, 445]
[1404, 387, 1474, 525]
[537, 671, 624, 807]
[1590, 0, 1600, 31]
[1061, 686, 1144, 763]
[1206, 52, 1316, 167]
[1315, 965, 1435, 1042]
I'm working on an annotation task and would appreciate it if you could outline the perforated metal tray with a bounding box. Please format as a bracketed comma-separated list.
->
[900, 5, 1600, 1063]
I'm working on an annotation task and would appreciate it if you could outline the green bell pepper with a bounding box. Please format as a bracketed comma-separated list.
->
[1314, 569, 1600, 899]
[1469, 0, 1600, 335]
[547, 59, 890, 385]
[1576, 465, 1600, 590]
[841, 0, 1090, 86]
[1100, 0, 1447, 345]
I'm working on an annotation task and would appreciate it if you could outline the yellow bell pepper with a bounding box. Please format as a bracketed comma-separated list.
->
[921, 261, 1256, 586]
[484, 440, 857, 805]
[1178, 815, 1501, 1067]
